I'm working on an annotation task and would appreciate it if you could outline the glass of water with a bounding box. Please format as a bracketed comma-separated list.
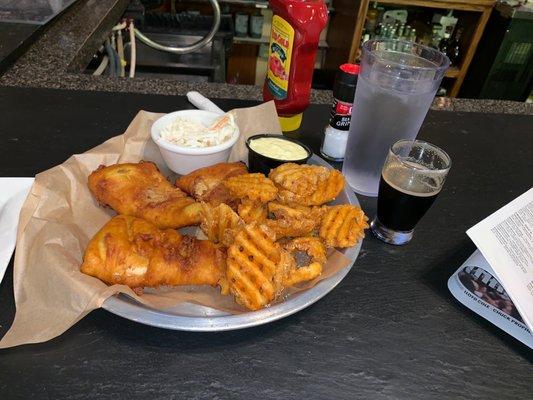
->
[342, 39, 450, 197]
[371, 139, 451, 245]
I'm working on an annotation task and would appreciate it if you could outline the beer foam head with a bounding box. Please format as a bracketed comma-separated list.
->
[383, 162, 443, 196]
[384, 141, 451, 196]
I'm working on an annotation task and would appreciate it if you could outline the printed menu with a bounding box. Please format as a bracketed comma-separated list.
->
[467, 188, 533, 331]
[448, 250, 532, 348]
[449, 188, 533, 348]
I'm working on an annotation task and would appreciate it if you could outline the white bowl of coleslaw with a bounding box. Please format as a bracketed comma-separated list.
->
[151, 110, 240, 175]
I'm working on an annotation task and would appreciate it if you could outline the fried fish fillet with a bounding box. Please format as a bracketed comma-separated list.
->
[176, 162, 247, 208]
[224, 173, 278, 203]
[226, 223, 283, 310]
[280, 237, 326, 287]
[88, 162, 202, 229]
[272, 164, 345, 206]
[200, 202, 244, 246]
[319, 205, 368, 248]
[81, 215, 227, 289]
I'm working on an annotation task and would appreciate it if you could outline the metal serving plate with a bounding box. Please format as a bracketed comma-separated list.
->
[102, 155, 362, 331]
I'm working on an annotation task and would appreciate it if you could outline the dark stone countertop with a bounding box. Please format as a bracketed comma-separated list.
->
[1, 0, 532, 115]
[0, 23, 40, 74]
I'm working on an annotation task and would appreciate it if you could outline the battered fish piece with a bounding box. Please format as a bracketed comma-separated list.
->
[224, 173, 278, 203]
[319, 205, 368, 248]
[226, 223, 283, 310]
[81, 215, 227, 290]
[88, 162, 202, 229]
[176, 162, 247, 208]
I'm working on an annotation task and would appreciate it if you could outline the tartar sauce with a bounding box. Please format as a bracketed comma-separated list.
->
[249, 137, 308, 160]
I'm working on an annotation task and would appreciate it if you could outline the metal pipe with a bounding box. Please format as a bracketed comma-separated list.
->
[133, 0, 221, 55]
[129, 21, 136, 78]
[116, 29, 125, 77]
[104, 39, 116, 77]
[93, 55, 109, 76]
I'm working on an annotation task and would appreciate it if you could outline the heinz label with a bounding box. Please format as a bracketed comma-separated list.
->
[266, 15, 294, 99]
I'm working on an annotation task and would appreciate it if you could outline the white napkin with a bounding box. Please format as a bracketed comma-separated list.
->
[0, 178, 34, 283]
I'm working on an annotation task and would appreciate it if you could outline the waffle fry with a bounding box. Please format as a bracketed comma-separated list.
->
[226, 223, 283, 310]
[200, 203, 244, 246]
[264, 202, 323, 239]
[268, 202, 324, 222]
[269, 163, 329, 196]
[277, 169, 345, 206]
[319, 205, 368, 248]
[264, 218, 316, 240]
[281, 237, 327, 287]
[224, 173, 278, 203]
[238, 199, 268, 224]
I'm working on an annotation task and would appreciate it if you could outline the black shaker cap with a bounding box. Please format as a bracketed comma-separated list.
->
[333, 63, 360, 103]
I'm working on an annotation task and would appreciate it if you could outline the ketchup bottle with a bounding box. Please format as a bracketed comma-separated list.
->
[263, 0, 328, 131]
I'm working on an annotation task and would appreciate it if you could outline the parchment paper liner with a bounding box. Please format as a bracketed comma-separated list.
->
[0, 101, 352, 348]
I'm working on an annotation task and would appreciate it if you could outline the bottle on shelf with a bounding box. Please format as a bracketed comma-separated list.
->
[404, 25, 412, 41]
[397, 23, 406, 40]
[439, 31, 451, 57]
[365, 2, 379, 35]
[409, 28, 417, 43]
[448, 27, 462, 66]
[384, 24, 391, 38]
[390, 24, 398, 39]
[374, 19, 427, 42]
[430, 24, 443, 49]
[375, 23, 383, 39]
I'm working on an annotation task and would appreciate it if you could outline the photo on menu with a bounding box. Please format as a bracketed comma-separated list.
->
[457, 265, 523, 322]
[448, 250, 533, 349]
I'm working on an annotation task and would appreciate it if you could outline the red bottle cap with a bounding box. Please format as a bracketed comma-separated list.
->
[334, 63, 359, 103]
[340, 63, 360, 75]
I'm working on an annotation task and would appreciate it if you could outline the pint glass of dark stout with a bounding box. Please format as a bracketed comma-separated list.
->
[371, 139, 451, 245]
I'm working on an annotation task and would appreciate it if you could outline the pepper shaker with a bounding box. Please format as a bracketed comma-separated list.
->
[320, 63, 359, 162]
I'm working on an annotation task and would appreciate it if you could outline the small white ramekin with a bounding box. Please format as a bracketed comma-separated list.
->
[151, 110, 240, 175]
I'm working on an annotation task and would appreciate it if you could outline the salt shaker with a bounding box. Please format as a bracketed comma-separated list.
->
[320, 63, 359, 161]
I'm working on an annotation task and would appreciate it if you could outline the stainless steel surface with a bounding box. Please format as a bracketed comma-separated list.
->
[102, 154, 363, 331]
[124, 33, 214, 69]
[0, 0, 77, 25]
[123, 32, 224, 82]
[133, 0, 221, 55]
